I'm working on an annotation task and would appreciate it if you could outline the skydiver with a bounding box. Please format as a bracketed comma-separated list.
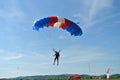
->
[53, 48, 61, 65]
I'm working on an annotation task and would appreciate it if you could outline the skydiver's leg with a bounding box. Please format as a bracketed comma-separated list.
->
[57, 58, 59, 65]
[53, 57, 57, 65]
[53, 58, 55, 65]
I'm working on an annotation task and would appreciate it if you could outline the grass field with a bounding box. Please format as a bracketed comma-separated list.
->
[44, 78, 120, 80]
[81, 78, 120, 80]
[0, 78, 120, 80]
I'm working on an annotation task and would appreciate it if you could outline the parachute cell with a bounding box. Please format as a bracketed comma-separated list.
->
[33, 16, 83, 36]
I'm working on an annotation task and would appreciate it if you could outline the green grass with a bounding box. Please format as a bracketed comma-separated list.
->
[0, 78, 120, 80]
[81, 78, 120, 80]
[106, 78, 120, 80]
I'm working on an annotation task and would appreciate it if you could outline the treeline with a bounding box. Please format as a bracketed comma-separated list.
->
[0, 73, 120, 80]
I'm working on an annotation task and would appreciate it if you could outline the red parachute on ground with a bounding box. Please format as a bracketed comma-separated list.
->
[69, 74, 81, 80]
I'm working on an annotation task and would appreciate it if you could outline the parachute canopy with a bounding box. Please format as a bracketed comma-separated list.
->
[33, 16, 82, 36]
[69, 74, 81, 80]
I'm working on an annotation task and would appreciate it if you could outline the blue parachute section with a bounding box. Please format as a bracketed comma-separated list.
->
[65, 21, 82, 36]
[33, 18, 50, 30]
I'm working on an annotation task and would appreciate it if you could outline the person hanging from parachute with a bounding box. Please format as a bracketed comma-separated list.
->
[33, 16, 83, 65]
[52, 48, 61, 65]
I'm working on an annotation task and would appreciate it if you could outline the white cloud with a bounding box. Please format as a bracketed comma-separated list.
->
[87, 0, 113, 22]
[69, 52, 103, 63]
[73, 0, 113, 28]
[82, 12, 120, 28]
[1, 54, 23, 60]
[0, 49, 23, 60]
[0, 0, 25, 21]
[61, 47, 104, 64]
[0, 9, 25, 21]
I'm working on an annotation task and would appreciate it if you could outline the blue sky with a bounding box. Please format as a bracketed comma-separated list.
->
[0, 0, 120, 78]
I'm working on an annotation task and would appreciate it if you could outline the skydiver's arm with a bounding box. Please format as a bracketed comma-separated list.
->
[59, 49, 61, 53]
[53, 48, 56, 52]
